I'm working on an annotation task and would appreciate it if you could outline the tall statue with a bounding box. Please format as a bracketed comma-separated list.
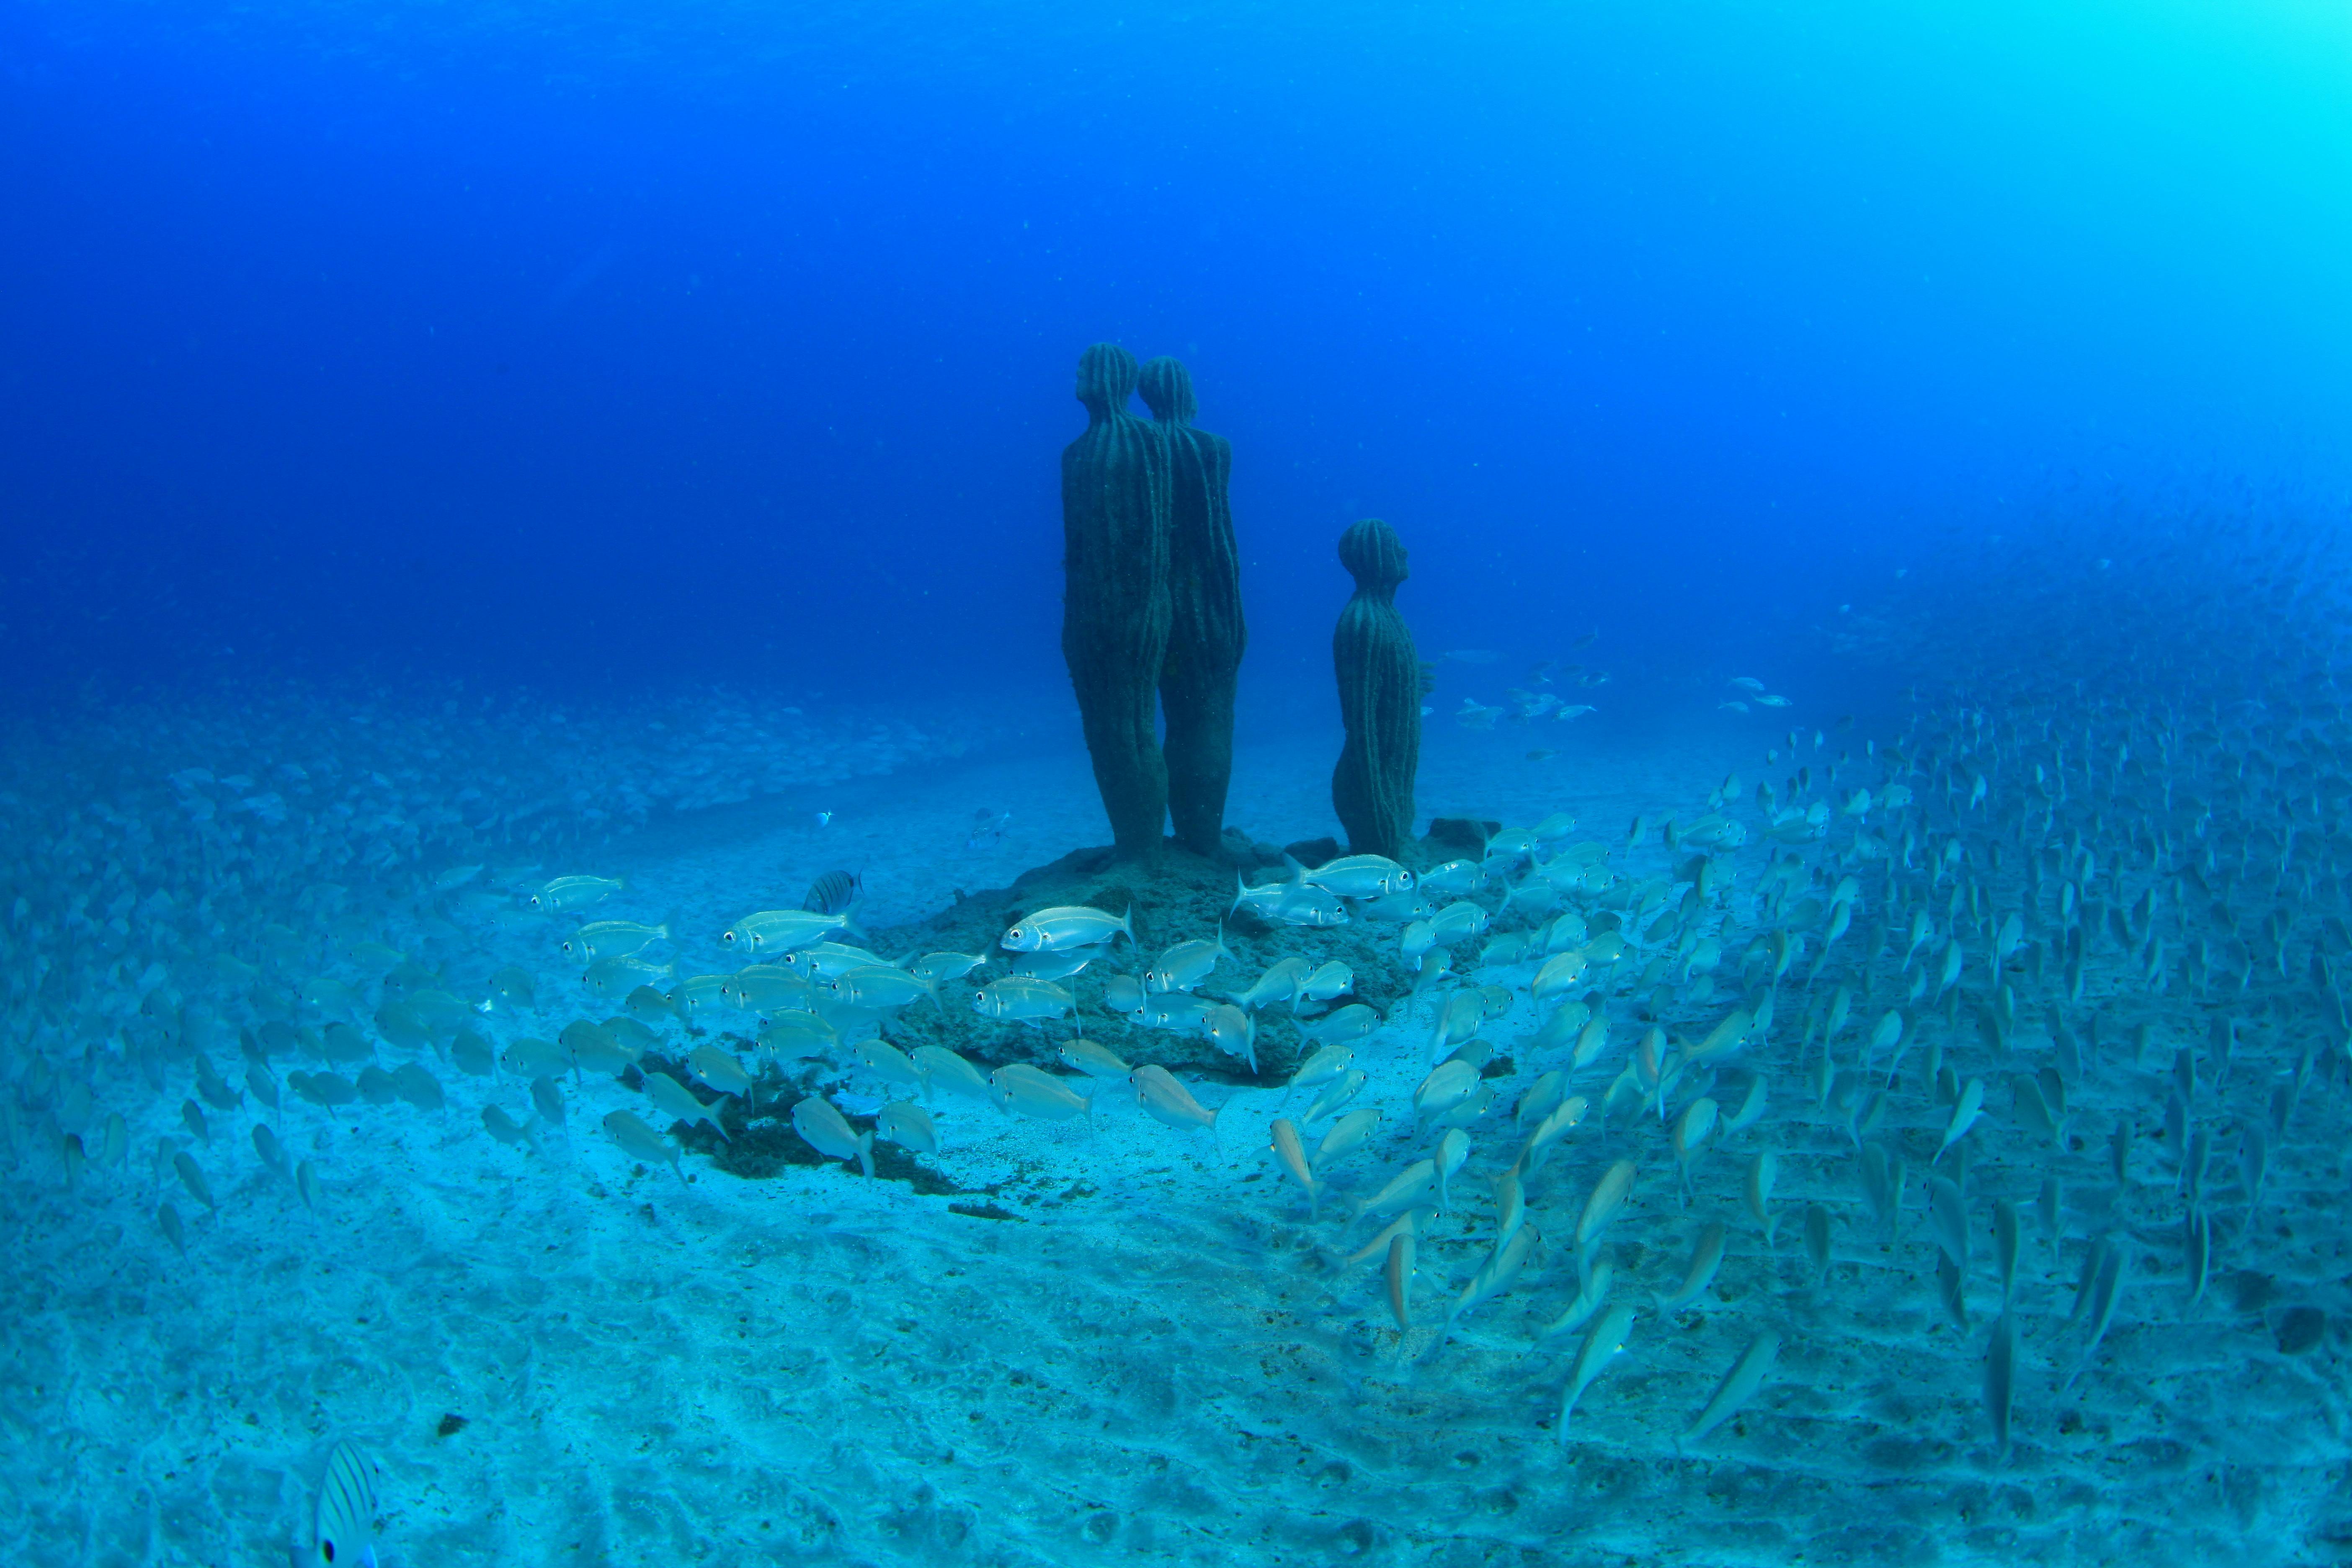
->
[1060, 343, 1173, 859]
[1140, 356, 1245, 857]
[1331, 518, 1420, 858]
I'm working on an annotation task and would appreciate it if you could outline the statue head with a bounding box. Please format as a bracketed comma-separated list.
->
[1075, 343, 1141, 421]
[1339, 518, 1409, 591]
[1137, 357, 1198, 424]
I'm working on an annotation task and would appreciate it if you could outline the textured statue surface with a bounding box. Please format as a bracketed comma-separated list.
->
[1140, 356, 1244, 857]
[1331, 518, 1419, 858]
[1060, 343, 1173, 859]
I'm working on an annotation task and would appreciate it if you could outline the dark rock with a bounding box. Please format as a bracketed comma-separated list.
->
[1061, 343, 1172, 860]
[848, 839, 1418, 1083]
[1330, 518, 1421, 858]
[1141, 356, 1245, 858]
[1426, 817, 1502, 857]
[1282, 836, 1344, 869]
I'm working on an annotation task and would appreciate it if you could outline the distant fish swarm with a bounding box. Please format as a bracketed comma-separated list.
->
[13, 518, 2352, 1556]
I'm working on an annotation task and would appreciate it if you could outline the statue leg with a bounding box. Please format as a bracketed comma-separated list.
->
[1071, 659, 1169, 860]
[1161, 639, 1238, 857]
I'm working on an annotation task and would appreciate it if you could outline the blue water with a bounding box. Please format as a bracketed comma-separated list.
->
[7, 2, 2352, 1563]
[8, 0, 2349, 706]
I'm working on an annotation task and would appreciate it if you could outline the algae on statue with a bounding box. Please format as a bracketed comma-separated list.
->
[1061, 343, 1173, 859]
[1140, 356, 1245, 858]
[1331, 518, 1420, 858]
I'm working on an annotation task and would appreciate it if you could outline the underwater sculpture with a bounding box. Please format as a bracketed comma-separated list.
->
[1331, 518, 1421, 858]
[1060, 343, 1173, 858]
[1139, 356, 1246, 857]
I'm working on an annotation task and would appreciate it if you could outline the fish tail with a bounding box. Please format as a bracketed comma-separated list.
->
[856, 1134, 874, 1179]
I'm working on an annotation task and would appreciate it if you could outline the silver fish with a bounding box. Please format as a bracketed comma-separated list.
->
[1293, 960, 1355, 1011]
[1269, 1118, 1323, 1217]
[1001, 905, 1133, 952]
[1385, 1232, 1417, 1331]
[1359, 1158, 1438, 1222]
[912, 1046, 1000, 1110]
[1205, 1003, 1259, 1073]
[1559, 1304, 1636, 1439]
[1654, 1222, 1726, 1312]
[1295, 853, 1414, 898]
[1231, 956, 1311, 1010]
[1056, 1037, 1133, 1081]
[1146, 928, 1232, 993]
[878, 1100, 936, 1154]
[972, 977, 1076, 1022]
[1129, 1065, 1222, 1145]
[1304, 1068, 1369, 1124]
[791, 1094, 875, 1177]
[644, 1071, 727, 1140]
[1683, 1331, 1780, 1448]
[1297, 1003, 1379, 1046]
[990, 1064, 1093, 1122]
[1450, 1222, 1540, 1324]
[1314, 1107, 1383, 1167]
[1542, 1259, 1613, 1339]
[603, 1109, 681, 1177]
[721, 908, 848, 954]
[1413, 1059, 1481, 1133]
[1287, 1044, 1357, 1099]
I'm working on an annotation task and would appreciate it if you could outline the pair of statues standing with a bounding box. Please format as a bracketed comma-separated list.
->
[1060, 341, 1418, 862]
[1059, 344, 1245, 860]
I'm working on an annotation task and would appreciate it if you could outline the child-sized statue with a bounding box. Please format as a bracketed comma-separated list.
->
[1331, 518, 1420, 858]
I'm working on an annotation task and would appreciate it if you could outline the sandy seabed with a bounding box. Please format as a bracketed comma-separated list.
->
[4, 706, 2346, 1567]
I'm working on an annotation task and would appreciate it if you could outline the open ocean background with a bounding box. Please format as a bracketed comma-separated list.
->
[8, 3, 2352, 1564]
[8, 0, 2347, 718]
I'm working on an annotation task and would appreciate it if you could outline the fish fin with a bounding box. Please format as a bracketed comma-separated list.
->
[856, 1134, 874, 1179]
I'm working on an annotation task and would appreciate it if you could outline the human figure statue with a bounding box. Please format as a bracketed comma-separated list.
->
[1139, 356, 1245, 857]
[1060, 343, 1173, 859]
[1331, 518, 1420, 857]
